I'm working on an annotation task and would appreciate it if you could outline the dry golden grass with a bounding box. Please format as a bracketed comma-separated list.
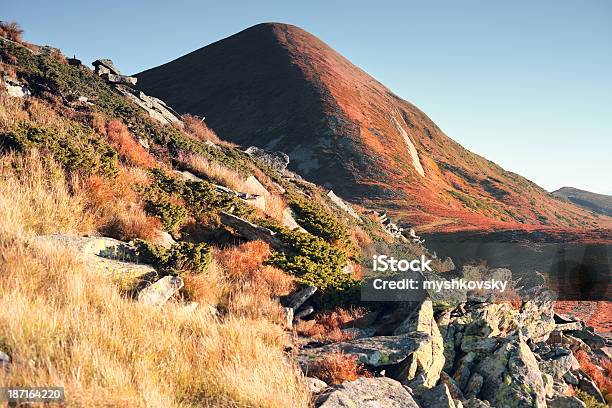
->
[105, 119, 157, 169]
[182, 114, 222, 144]
[0, 153, 310, 407]
[177, 152, 286, 221]
[0, 238, 309, 407]
[0, 150, 95, 237]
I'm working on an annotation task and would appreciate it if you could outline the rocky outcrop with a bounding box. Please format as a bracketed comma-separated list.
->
[475, 339, 547, 408]
[115, 85, 182, 125]
[244, 146, 290, 174]
[547, 396, 586, 408]
[317, 377, 419, 408]
[327, 190, 361, 221]
[415, 383, 458, 408]
[393, 300, 445, 388]
[2, 75, 31, 98]
[219, 212, 287, 251]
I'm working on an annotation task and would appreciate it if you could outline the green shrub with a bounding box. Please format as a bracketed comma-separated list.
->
[144, 193, 188, 232]
[268, 227, 357, 295]
[134, 240, 212, 275]
[574, 391, 607, 408]
[290, 199, 352, 245]
[0, 121, 117, 175]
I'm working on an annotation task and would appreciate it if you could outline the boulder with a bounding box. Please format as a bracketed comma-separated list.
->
[306, 377, 327, 394]
[415, 383, 457, 408]
[295, 306, 315, 321]
[317, 377, 419, 408]
[244, 146, 289, 173]
[463, 398, 491, 408]
[283, 307, 294, 329]
[575, 370, 606, 404]
[547, 396, 586, 408]
[92, 59, 121, 75]
[115, 86, 182, 125]
[103, 73, 137, 86]
[475, 339, 547, 408]
[0, 350, 9, 371]
[326, 190, 361, 221]
[562, 371, 579, 385]
[219, 212, 287, 251]
[568, 328, 607, 349]
[2, 76, 31, 98]
[138, 276, 184, 306]
[465, 372, 483, 398]
[440, 372, 466, 402]
[287, 285, 318, 311]
[538, 351, 579, 379]
[393, 300, 445, 388]
[30, 234, 157, 289]
[243, 175, 270, 197]
[299, 332, 431, 369]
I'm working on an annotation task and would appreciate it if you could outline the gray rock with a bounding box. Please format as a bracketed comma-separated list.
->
[138, 276, 184, 306]
[562, 371, 579, 385]
[318, 377, 419, 408]
[463, 398, 491, 408]
[114, 86, 182, 125]
[219, 212, 287, 251]
[299, 332, 431, 368]
[295, 306, 315, 320]
[0, 350, 9, 370]
[340, 327, 377, 340]
[547, 396, 586, 408]
[288, 286, 318, 311]
[326, 190, 361, 221]
[576, 370, 606, 403]
[453, 352, 477, 390]
[306, 377, 327, 394]
[568, 329, 607, 349]
[465, 372, 483, 398]
[415, 383, 457, 408]
[92, 59, 121, 75]
[283, 307, 294, 329]
[3, 76, 31, 98]
[244, 146, 289, 173]
[475, 339, 546, 408]
[461, 337, 500, 353]
[392, 300, 445, 388]
[539, 352, 579, 379]
[103, 73, 137, 86]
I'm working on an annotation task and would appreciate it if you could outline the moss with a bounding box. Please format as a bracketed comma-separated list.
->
[574, 391, 607, 408]
[134, 240, 211, 276]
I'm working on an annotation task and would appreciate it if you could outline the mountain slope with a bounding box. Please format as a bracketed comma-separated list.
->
[553, 187, 612, 216]
[137, 23, 608, 232]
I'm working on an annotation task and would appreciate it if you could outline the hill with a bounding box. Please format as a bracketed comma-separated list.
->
[553, 186, 612, 216]
[136, 22, 609, 232]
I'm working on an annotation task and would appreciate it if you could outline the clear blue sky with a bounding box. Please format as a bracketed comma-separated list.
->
[5, 1, 611, 194]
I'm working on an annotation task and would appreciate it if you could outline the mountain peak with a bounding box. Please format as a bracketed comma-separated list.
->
[136, 27, 608, 232]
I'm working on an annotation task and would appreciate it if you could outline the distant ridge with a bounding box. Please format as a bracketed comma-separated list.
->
[553, 187, 612, 216]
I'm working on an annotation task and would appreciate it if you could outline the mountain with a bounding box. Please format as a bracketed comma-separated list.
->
[553, 187, 612, 216]
[137, 23, 608, 232]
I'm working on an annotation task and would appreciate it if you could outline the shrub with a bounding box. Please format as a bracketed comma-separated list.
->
[0, 120, 118, 175]
[308, 352, 371, 385]
[105, 120, 156, 168]
[574, 350, 612, 397]
[144, 193, 188, 232]
[0, 21, 24, 43]
[267, 227, 359, 307]
[134, 240, 212, 275]
[290, 199, 353, 250]
[295, 307, 367, 343]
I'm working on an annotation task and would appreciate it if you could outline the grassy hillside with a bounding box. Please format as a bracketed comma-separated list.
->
[0, 25, 403, 407]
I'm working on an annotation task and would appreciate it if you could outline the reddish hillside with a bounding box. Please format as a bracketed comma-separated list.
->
[137, 23, 610, 232]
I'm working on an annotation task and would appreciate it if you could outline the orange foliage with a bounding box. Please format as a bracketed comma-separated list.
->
[182, 114, 221, 144]
[295, 308, 367, 343]
[105, 120, 156, 168]
[0, 21, 24, 43]
[308, 352, 371, 385]
[216, 241, 294, 297]
[574, 350, 612, 396]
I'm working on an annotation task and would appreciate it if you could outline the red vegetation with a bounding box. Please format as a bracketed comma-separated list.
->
[136, 23, 611, 233]
[574, 349, 612, 397]
[308, 352, 371, 385]
[555, 301, 612, 334]
[295, 308, 367, 343]
[105, 120, 156, 168]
